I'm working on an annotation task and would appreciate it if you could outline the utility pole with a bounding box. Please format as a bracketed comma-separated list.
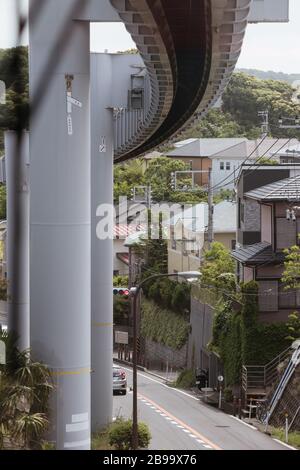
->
[207, 168, 214, 248]
[258, 110, 269, 138]
[147, 185, 152, 210]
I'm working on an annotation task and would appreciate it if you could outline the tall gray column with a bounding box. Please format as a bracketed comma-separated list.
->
[29, 1, 91, 450]
[91, 54, 114, 431]
[5, 131, 30, 352]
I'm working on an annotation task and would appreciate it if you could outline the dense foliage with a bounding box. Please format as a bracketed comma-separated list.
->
[141, 299, 190, 350]
[0, 331, 53, 449]
[200, 242, 235, 291]
[114, 156, 208, 204]
[222, 73, 300, 140]
[211, 282, 291, 386]
[0, 46, 29, 148]
[0, 185, 6, 219]
[282, 244, 300, 289]
[113, 275, 129, 287]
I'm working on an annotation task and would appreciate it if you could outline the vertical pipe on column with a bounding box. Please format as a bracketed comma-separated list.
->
[91, 53, 113, 431]
[5, 131, 30, 352]
[29, 0, 91, 450]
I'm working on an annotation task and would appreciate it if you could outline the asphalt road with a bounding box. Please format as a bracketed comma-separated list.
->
[113, 366, 292, 451]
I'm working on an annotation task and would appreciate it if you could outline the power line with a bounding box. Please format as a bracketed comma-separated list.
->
[212, 137, 293, 194]
[210, 134, 270, 193]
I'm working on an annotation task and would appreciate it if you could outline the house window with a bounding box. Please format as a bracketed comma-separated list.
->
[258, 280, 278, 312]
[189, 160, 193, 170]
[231, 239, 236, 250]
[113, 270, 120, 277]
[220, 162, 224, 170]
[226, 162, 231, 171]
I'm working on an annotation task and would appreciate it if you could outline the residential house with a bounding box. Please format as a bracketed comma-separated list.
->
[166, 137, 299, 192]
[275, 143, 300, 164]
[232, 166, 300, 323]
[113, 224, 145, 277]
[166, 138, 247, 188]
[168, 200, 236, 273]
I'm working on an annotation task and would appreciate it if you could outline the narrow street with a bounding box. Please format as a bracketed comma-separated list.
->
[113, 366, 291, 451]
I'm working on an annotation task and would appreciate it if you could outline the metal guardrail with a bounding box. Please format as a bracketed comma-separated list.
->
[242, 346, 292, 392]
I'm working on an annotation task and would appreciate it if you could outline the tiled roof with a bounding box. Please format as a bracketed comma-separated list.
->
[166, 138, 247, 158]
[231, 242, 274, 264]
[169, 201, 236, 234]
[244, 175, 300, 201]
[246, 138, 300, 160]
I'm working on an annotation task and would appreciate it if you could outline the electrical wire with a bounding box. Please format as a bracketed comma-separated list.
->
[212, 137, 293, 193]
[209, 134, 275, 193]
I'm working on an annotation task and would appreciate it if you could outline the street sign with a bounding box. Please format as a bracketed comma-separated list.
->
[218, 375, 224, 382]
[99, 136, 107, 153]
[0, 340, 6, 365]
[115, 331, 128, 345]
[65, 74, 82, 136]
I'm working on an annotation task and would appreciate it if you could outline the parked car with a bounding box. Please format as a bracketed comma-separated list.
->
[113, 365, 127, 395]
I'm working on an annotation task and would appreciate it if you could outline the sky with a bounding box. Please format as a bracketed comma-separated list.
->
[0, 0, 300, 74]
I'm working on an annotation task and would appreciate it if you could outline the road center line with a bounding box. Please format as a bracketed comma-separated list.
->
[138, 392, 222, 451]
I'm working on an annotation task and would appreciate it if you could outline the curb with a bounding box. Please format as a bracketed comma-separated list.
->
[113, 357, 174, 383]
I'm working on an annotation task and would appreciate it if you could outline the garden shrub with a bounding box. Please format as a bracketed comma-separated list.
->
[108, 419, 151, 450]
[175, 369, 196, 389]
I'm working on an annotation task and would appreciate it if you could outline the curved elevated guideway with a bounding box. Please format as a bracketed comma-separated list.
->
[111, 0, 251, 161]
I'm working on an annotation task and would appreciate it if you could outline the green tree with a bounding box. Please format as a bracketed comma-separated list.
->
[114, 159, 144, 203]
[0, 47, 29, 149]
[222, 73, 300, 139]
[113, 275, 129, 287]
[179, 108, 245, 141]
[200, 242, 235, 291]
[285, 312, 300, 342]
[143, 157, 189, 202]
[282, 244, 300, 289]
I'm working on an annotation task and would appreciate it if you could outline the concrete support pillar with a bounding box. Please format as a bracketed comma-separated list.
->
[5, 131, 30, 351]
[91, 54, 114, 431]
[29, 0, 91, 450]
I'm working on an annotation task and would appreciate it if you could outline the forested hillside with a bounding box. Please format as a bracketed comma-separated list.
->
[237, 68, 300, 84]
[179, 72, 300, 142]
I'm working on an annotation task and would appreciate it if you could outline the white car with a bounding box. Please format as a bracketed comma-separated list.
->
[113, 365, 127, 395]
